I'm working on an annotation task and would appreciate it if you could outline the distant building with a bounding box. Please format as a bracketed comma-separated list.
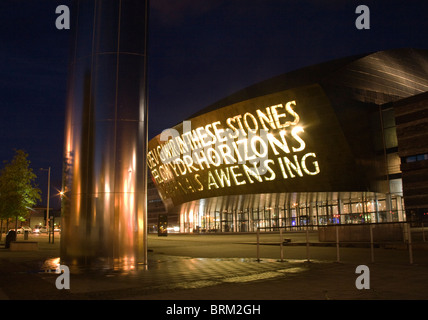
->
[26, 207, 60, 229]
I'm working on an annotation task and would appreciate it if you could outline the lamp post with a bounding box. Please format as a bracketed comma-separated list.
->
[40, 167, 51, 243]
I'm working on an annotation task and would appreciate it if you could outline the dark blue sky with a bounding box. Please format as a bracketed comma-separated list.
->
[1, 0, 428, 208]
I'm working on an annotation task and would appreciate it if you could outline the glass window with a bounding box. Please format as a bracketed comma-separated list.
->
[405, 154, 428, 163]
[382, 109, 396, 128]
[365, 201, 374, 213]
[351, 202, 366, 214]
[384, 127, 398, 149]
[406, 156, 417, 163]
[389, 179, 403, 194]
[341, 202, 351, 214]
[391, 197, 398, 210]
[377, 200, 386, 211]
[416, 154, 428, 161]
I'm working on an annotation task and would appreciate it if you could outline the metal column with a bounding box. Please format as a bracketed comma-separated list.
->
[61, 0, 149, 270]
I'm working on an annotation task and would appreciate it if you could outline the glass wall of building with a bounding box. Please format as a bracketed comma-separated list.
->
[178, 191, 406, 233]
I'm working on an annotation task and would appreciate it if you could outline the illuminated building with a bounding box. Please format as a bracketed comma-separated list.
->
[148, 48, 428, 233]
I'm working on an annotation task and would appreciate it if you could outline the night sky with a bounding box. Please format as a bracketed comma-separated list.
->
[1, 0, 428, 209]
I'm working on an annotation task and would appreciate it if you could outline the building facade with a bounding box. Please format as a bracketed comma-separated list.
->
[148, 48, 428, 233]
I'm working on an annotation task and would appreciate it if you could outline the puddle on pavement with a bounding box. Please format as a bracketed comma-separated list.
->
[277, 267, 308, 274]
[223, 271, 283, 283]
[174, 280, 221, 289]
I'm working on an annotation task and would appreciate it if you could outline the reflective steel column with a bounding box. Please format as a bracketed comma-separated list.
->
[61, 0, 149, 270]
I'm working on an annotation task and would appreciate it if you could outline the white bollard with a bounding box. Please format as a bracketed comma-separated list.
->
[408, 223, 413, 265]
[280, 228, 284, 262]
[306, 226, 310, 262]
[370, 224, 374, 263]
[336, 225, 340, 263]
[256, 228, 260, 262]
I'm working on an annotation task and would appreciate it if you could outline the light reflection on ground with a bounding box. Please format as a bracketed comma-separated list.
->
[37, 254, 313, 294]
[39, 257, 61, 273]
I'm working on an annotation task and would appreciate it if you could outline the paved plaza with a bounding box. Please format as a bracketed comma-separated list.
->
[0, 231, 427, 300]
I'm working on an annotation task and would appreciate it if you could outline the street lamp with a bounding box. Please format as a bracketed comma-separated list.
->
[40, 167, 51, 243]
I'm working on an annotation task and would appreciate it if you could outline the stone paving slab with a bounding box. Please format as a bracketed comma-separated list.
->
[0, 233, 427, 301]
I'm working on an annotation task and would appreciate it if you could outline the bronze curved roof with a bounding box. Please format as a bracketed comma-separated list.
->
[189, 48, 428, 118]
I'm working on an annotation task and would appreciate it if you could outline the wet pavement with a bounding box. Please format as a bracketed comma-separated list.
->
[0, 232, 428, 300]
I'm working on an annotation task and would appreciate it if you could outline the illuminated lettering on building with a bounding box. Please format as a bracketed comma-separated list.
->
[147, 98, 321, 202]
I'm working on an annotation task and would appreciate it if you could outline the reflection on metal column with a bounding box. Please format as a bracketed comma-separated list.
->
[61, 0, 149, 271]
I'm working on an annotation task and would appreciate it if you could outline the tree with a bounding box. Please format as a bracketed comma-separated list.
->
[0, 149, 41, 232]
